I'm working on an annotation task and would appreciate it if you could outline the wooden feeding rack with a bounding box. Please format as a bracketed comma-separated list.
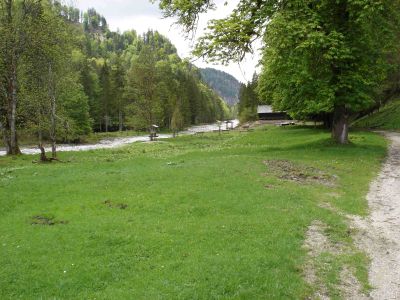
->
[225, 120, 234, 130]
[149, 124, 159, 141]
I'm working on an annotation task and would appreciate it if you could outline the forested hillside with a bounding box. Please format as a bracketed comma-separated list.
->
[238, 74, 260, 122]
[200, 68, 241, 106]
[0, 1, 228, 155]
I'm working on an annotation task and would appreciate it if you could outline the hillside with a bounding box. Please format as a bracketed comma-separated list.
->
[200, 68, 241, 106]
[353, 99, 400, 130]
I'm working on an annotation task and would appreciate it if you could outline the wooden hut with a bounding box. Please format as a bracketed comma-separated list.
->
[257, 105, 290, 120]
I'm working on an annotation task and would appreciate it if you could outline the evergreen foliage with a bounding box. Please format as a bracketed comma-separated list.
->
[0, 1, 227, 154]
[238, 74, 259, 123]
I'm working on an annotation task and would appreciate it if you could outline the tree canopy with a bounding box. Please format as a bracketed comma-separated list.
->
[0, 1, 228, 155]
[155, 0, 400, 143]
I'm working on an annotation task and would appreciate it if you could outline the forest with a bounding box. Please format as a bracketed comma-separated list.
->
[0, 0, 229, 156]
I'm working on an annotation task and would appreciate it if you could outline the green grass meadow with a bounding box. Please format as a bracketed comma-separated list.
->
[0, 126, 387, 299]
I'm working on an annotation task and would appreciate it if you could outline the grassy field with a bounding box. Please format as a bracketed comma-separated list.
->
[0, 126, 387, 299]
[353, 99, 400, 131]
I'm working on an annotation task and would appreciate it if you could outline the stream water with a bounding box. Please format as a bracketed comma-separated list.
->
[0, 120, 239, 156]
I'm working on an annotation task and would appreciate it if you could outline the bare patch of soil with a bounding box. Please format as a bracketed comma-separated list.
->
[264, 184, 275, 189]
[339, 267, 370, 300]
[303, 221, 344, 257]
[303, 220, 369, 299]
[303, 221, 332, 299]
[104, 200, 128, 210]
[31, 215, 68, 226]
[264, 160, 335, 186]
[303, 262, 330, 300]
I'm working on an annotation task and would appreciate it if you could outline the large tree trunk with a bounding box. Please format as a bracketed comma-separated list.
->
[3, 1, 21, 155]
[332, 105, 350, 144]
[7, 63, 21, 155]
[37, 130, 48, 162]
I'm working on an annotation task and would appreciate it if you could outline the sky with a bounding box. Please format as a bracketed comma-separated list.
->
[72, 0, 261, 83]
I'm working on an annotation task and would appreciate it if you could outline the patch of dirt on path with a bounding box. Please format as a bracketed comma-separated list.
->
[339, 266, 370, 300]
[303, 221, 332, 300]
[304, 221, 344, 257]
[303, 221, 368, 299]
[351, 132, 400, 300]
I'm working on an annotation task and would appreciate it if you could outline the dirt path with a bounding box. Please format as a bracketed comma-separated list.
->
[352, 132, 400, 299]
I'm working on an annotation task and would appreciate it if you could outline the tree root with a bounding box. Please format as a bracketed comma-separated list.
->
[32, 144, 64, 163]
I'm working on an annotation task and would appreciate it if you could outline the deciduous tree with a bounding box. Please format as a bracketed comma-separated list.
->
[155, 0, 400, 143]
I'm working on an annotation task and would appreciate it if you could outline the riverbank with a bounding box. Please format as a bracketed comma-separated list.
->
[0, 125, 386, 298]
[0, 120, 239, 156]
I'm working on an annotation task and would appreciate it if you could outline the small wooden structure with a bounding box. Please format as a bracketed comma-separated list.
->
[258, 105, 290, 120]
[225, 120, 234, 130]
[149, 124, 159, 141]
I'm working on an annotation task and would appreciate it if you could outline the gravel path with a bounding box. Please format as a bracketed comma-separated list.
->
[352, 132, 400, 300]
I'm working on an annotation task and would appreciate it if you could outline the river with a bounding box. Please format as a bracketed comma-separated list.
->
[0, 120, 239, 156]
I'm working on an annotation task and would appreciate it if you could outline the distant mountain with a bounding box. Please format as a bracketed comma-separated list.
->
[200, 68, 241, 106]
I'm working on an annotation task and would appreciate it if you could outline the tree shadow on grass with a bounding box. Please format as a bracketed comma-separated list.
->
[230, 130, 387, 158]
[270, 137, 387, 154]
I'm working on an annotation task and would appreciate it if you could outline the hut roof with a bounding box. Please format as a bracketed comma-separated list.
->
[257, 105, 273, 114]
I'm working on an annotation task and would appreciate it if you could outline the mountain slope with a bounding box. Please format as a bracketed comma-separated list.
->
[200, 68, 241, 106]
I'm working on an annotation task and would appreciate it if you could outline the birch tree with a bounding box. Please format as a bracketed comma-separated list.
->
[0, 0, 33, 155]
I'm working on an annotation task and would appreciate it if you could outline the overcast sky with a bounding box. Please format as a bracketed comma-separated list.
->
[72, 0, 260, 82]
